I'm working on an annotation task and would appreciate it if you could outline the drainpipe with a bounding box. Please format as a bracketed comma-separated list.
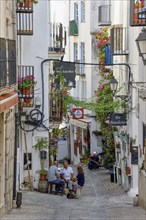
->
[13, 111, 19, 200]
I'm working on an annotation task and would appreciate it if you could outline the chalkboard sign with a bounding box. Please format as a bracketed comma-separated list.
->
[109, 113, 127, 126]
[131, 146, 138, 165]
[54, 61, 76, 88]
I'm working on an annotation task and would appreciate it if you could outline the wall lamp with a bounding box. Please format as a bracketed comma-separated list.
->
[110, 76, 129, 101]
[135, 27, 146, 65]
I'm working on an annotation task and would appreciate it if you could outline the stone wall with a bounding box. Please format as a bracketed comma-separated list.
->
[0, 108, 15, 217]
[139, 170, 146, 209]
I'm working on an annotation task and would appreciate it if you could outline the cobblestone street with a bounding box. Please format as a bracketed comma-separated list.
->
[2, 165, 146, 220]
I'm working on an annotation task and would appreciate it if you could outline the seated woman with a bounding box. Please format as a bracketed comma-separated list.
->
[67, 165, 85, 199]
[76, 165, 85, 197]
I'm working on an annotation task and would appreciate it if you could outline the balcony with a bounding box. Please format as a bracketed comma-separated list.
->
[48, 22, 66, 58]
[98, 5, 111, 26]
[130, 0, 146, 26]
[17, 12, 33, 35]
[49, 92, 64, 123]
[69, 20, 78, 36]
[18, 65, 34, 108]
[110, 26, 129, 55]
[0, 38, 16, 93]
[16, 0, 33, 13]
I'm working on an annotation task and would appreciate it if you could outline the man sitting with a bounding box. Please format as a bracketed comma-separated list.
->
[48, 160, 65, 193]
[60, 160, 78, 198]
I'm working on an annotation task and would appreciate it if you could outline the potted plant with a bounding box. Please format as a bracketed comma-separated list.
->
[125, 166, 131, 175]
[80, 154, 87, 163]
[34, 138, 49, 151]
[17, 0, 38, 8]
[18, 75, 37, 93]
[39, 169, 48, 181]
[34, 138, 49, 181]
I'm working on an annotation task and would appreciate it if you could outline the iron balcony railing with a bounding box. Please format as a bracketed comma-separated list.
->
[49, 22, 66, 53]
[18, 65, 34, 108]
[17, 13, 33, 35]
[110, 26, 129, 55]
[16, 1, 33, 35]
[98, 5, 111, 26]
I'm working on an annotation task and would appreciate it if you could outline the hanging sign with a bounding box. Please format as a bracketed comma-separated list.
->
[109, 113, 127, 126]
[54, 61, 76, 88]
[72, 108, 84, 120]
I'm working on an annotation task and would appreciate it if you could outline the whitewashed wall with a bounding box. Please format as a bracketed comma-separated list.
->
[18, 0, 50, 189]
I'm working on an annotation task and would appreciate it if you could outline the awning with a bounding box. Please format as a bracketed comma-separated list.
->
[70, 118, 91, 129]
[0, 92, 18, 113]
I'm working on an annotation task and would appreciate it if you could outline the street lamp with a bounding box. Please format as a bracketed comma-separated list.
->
[110, 76, 118, 95]
[110, 76, 129, 101]
[135, 27, 146, 65]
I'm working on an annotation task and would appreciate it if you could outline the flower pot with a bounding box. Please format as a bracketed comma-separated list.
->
[21, 87, 32, 95]
[125, 168, 131, 175]
[39, 174, 47, 181]
[24, 98, 32, 103]
[24, 0, 32, 8]
[38, 180, 48, 193]
[62, 90, 68, 94]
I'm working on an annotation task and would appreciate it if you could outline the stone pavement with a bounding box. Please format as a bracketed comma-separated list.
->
[2, 165, 146, 220]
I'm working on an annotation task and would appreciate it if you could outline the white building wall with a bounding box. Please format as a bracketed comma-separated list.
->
[17, 1, 50, 189]
[110, 0, 146, 196]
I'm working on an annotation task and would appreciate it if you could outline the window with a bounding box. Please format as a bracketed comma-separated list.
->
[81, 81, 87, 100]
[74, 43, 78, 61]
[130, 0, 146, 26]
[74, 2, 78, 24]
[74, 80, 79, 100]
[0, 38, 16, 88]
[80, 42, 85, 75]
[81, 1, 85, 22]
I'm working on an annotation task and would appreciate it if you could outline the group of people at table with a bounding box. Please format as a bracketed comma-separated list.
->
[48, 160, 85, 198]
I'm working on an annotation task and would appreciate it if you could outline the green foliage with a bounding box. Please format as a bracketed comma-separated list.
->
[18, 75, 37, 89]
[34, 138, 49, 151]
[39, 169, 48, 175]
[103, 154, 115, 169]
[52, 127, 63, 139]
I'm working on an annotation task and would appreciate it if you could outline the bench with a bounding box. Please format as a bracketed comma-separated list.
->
[48, 182, 64, 196]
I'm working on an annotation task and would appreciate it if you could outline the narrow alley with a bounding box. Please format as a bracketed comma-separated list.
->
[2, 165, 146, 220]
